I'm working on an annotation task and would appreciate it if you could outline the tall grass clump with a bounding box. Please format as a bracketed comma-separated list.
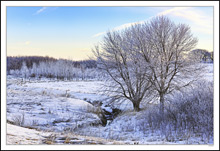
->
[142, 80, 213, 143]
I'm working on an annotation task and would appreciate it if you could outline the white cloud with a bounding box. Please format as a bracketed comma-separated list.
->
[93, 7, 213, 38]
[92, 32, 106, 38]
[34, 7, 47, 15]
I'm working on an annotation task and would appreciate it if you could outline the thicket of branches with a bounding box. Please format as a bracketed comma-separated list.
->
[142, 80, 213, 142]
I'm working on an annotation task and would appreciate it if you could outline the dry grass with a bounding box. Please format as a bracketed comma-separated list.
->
[48, 133, 125, 145]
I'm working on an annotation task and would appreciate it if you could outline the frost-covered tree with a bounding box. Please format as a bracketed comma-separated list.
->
[79, 64, 86, 80]
[93, 31, 152, 111]
[30, 62, 37, 77]
[134, 16, 201, 115]
[189, 49, 212, 63]
[20, 61, 29, 79]
[210, 51, 213, 62]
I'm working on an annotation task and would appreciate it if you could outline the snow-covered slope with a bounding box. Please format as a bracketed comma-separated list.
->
[6, 123, 124, 145]
[7, 123, 50, 144]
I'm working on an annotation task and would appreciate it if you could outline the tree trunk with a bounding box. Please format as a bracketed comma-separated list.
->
[159, 93, 165, 117]
[133, 101, 140, 112]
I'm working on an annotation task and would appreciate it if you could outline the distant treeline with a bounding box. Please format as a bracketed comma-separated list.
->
[6, 50, 212, 81]
[7, 56, 97, 72]
[189, 49, 213, 63]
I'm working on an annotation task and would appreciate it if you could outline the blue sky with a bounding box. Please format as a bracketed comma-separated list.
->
[7, 6, 213, 60]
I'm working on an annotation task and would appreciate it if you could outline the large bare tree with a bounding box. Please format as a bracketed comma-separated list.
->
[93, 30, 152, 111]
[136, 16, 202, 115]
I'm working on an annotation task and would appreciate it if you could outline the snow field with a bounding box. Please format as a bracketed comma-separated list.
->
[6, 63, 214, 144]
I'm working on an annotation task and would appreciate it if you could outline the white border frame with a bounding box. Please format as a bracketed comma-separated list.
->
[1, 1, 219, 150]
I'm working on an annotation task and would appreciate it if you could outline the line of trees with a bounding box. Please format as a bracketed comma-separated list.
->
[189, 49, 213, 63]
[7, 56, 97, 71]
[7, 57, 107, 81]
[7, 56, 57, 73]
[94, 16, 205, 113]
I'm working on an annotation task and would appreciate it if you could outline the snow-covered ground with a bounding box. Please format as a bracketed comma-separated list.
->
[7, 78, 107, 131]
[7, 123, 124, 145]
[6, 63, 214, 145]
[7, 123, 51, 144]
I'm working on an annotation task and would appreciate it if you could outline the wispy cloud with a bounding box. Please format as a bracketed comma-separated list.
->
[169, 8, 213, 34]
[92, 20, 145, 38]
[93, 7, 212, 38]
[92, 32, 106, 38]
[156, 7, 189, 16]
[110, 7, 189, 32]
[92, 7, 186, 38]
[33, 7, 47, 15]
